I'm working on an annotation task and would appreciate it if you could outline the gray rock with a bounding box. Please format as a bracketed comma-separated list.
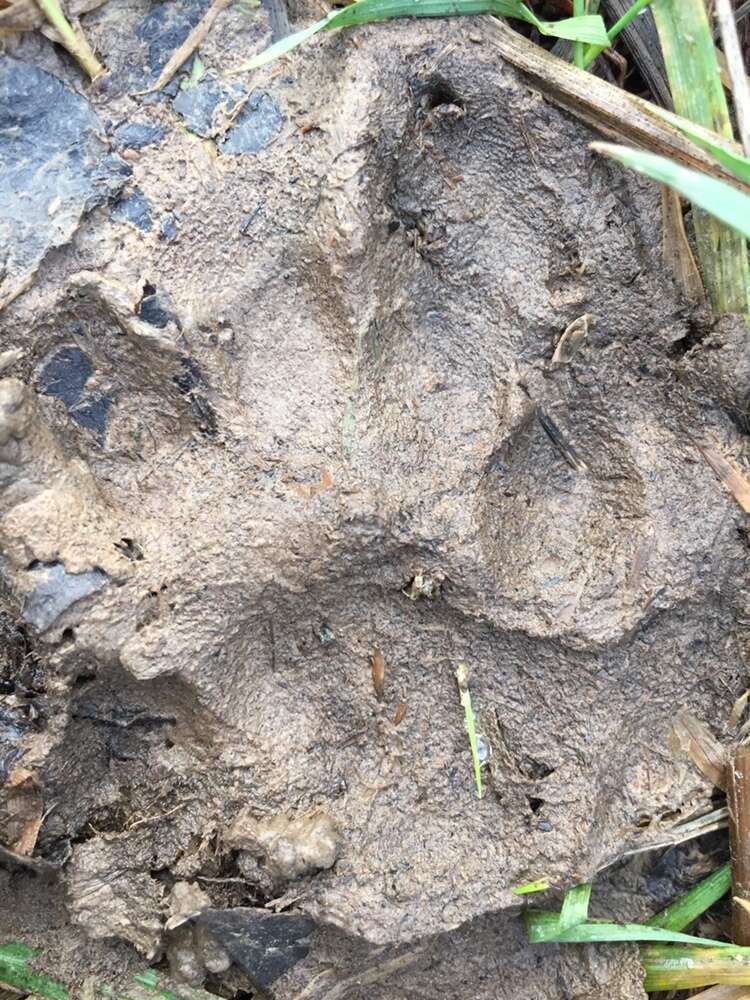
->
[173, 75, 244, 139]
[23, 563, 108, 632]
[39, 347, 113, 444]
[136, 0, 211, 82]
[220, 92, 284, 155]
[0, 58, 130, 306]
[112, 189, 153, 233]
[111, 121, 167, 152]
[69, 394, 113, 445]
[39, 347, 93, 409]
[197, 908, 315, 988]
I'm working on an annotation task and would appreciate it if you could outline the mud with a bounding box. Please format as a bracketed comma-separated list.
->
[1, 2, 750, 998]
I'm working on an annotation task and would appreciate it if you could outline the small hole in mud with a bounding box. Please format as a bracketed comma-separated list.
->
[519, 757, 555, 781]
[115, 537, 144, 561]
[142, 281, 157, 297]
[164, 737, 175, 749]
[73, 668, 96, 687]
[61, 627, 76, 645]
[422, 77, 464, 111]
[527, 796, 545, 814]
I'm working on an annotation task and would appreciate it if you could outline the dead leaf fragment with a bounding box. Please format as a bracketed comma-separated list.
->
[697, 442, 750, 513]
[551, 314, 591, 365]
[0, 765, 43, 856]
[371, 648, 385, 701]
[669, 711, 727, 790]
[393, 701, 406, 726]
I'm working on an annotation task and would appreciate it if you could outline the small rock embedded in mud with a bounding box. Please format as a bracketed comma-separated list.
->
[219, 92, 285, 155]
[226, 808, 341, 880]
[111, 189, 154, 233]
[173, 75, 244, 139]
[0, 58, 130, 306]
[39, 347, 113, 443]
[111, 121, 167, 152]
[197, 908, 316, 989]
[39, 347, 93, 409]
[23, 562, 108, 632]
[0, 705, 26, 780]
[139, 290, 178, 329]
[136, 0, 212, 84]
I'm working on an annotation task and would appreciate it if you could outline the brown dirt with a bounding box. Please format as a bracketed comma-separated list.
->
[2, 3, 750, 998]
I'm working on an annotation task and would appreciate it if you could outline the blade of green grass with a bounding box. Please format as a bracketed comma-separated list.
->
[234, 0, 609, 71]
[0, 944, 70, 1000]
[647, 864, 732, 932]
[559, 883, 592, 930]
[647, 105, 750, 185]
[651, 0, 749, 313]
[642, 943, 750, 991]
[455, 663, 484, 799]
[511, 877, 551, 895]
[591, 143, 750, 243]
[583, 0, 656, 67]
[525, 910, 737, 947]
[573, 0, 585, 68]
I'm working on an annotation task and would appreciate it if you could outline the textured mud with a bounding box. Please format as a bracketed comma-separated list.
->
[1, 2, 750, 998]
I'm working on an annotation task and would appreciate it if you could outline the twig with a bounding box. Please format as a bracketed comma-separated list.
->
[142, 0, 234, 94]
[715, 0, 750, 156]
[728, 746, 750, 945]
[34, 0, 105, 80]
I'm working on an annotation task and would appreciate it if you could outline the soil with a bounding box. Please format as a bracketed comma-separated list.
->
[1, 3, 750, 998]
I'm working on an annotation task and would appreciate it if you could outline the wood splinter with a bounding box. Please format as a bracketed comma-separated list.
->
[728, 744, 750, 945]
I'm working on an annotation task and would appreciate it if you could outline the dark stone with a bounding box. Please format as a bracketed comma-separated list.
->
[196, 908, 315, 988]
[112, 189, 153, 233]
[39, 347, 93, 409]
[0, 58, 130, 304]
[139, 291, 176, 328]
[23, 563, 108, 632]
[0, 705, 26, 781]
[219, 92, 284, 155]
[173, 357, 203, 395]
[111, 121, 167, 152]
[136, 0, 211, 80]
[160, 215, 179, 242]
[172, 74, 244, 138]
[69, 394, 113, 444]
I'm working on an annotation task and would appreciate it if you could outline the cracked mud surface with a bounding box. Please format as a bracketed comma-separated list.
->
[2, 3, 750, 998]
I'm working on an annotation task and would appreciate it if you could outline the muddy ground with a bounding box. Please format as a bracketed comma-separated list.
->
[1, 2, 749, 997]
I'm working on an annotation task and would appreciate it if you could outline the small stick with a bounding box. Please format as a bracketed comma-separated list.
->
[715, 0, 750, 156]
[142, 0, 234, 94]
[34, 0, 105, 80]
[727, 745, 750, 944]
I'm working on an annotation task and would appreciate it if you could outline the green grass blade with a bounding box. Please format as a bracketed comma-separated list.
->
[0, 944, 70, 1000]
[573, 0, 585, 68]
[592, 143, 750, 242]
[583, 0, 656, 67]
[642, 943, 750, 991]
[235, 0, 609, 71]
[525, 911, 736, 948]
[648, 105, 750, 185]
[511, 877, 551, 895]
[559, 883, 592, 930]
[455, 663, 484, 799]
[647, 863, 732, 932]
[651, 0, 749, 313]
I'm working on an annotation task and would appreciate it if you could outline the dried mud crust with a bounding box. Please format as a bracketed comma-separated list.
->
[1, 3, 750, 999]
